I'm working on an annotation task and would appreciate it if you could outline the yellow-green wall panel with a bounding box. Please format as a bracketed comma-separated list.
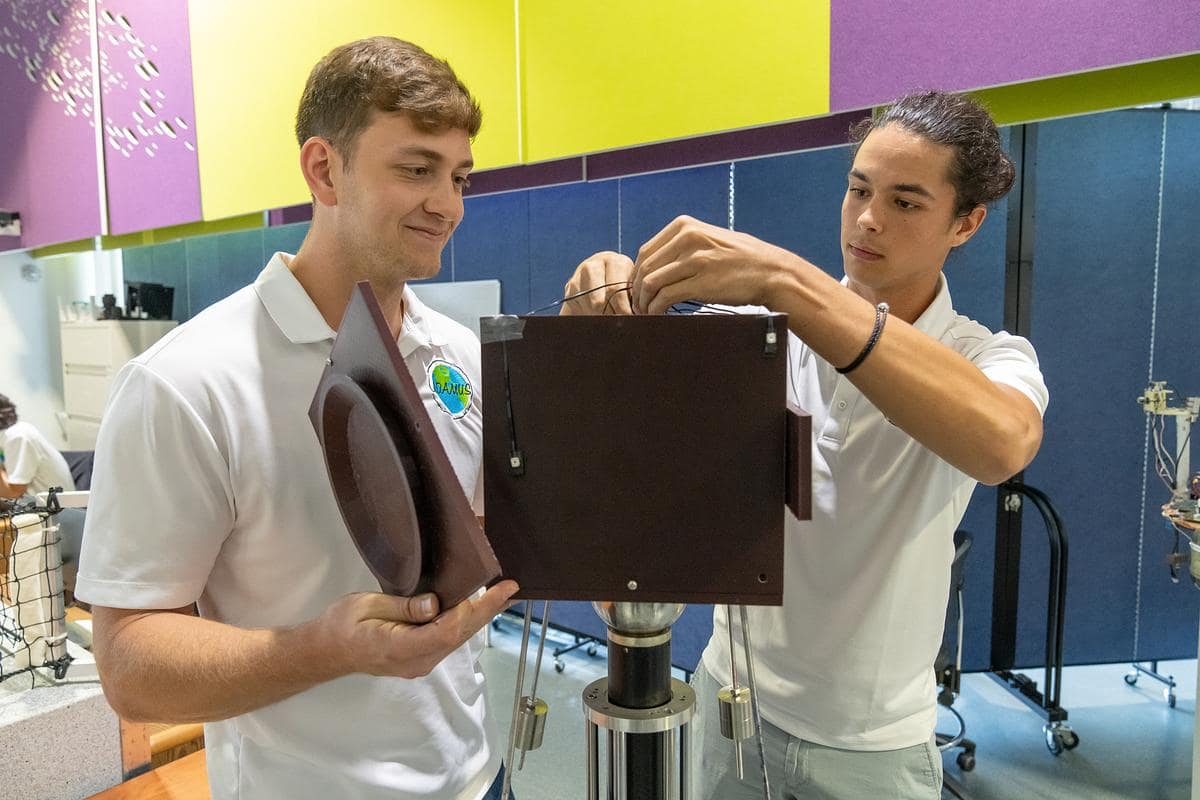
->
[520, 0, 829, 163]
[29, 213, 266, 257]
[975, 54, 1200, 126]
[188, 0, 519, 221]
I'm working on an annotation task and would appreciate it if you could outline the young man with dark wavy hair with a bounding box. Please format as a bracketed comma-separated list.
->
[565, 91, 1047, 799]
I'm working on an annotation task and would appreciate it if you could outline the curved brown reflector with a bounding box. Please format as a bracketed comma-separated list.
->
[309, 281, 501, 608]
[319, 374, 423, 596]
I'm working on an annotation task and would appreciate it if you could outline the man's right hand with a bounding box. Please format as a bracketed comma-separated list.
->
[312, 580, 519, 680]
[559, 251, 635, 315]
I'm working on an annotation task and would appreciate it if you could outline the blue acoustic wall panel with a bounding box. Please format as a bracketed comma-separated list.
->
[262, 222, 310, 262]
[1023, 109, 1181, 667]
[733, 147, 847, 280]
[454, 191, 531, 314]
[102, 110, 1198, 674]
[184, 229, 266, 319]
[618, 165, 729, 263]
[122, 241, 189, 322]
[1130, 110, 1200, 662]
[528, 180, 620, 314]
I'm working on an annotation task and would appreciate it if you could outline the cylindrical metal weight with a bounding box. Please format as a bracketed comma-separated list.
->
[515, 697, 549, 752]
[718, 686, 754, 742]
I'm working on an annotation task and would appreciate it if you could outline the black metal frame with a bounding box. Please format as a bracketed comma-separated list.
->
[988, 483, 1071, 728]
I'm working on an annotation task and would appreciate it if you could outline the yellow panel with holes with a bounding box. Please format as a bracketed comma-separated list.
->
[187, 0, 519, 221]
[519, 0, 830, 162]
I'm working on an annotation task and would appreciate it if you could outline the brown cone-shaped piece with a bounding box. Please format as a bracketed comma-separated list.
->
[310, 282, 501, 608]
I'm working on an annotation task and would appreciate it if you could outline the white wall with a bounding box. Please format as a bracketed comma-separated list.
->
[0, 247, 122, 450]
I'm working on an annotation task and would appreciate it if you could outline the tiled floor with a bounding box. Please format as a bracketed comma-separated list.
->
[482, 616, 1195, 800]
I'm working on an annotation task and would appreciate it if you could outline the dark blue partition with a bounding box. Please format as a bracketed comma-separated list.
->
[455, 190, 532, 314]
[733, 147, 847, 279]
[1023, 108, 1200, 668]
[115, 108, 1200, 674]
[618, 165, 728, 258]
[528, 180, 619, 313]
[1131, 110, 1200, 662]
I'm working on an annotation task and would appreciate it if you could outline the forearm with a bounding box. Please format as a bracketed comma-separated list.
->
[767, 255, 1040, 484]
[94, 609, 343, 724]
[0, 468, 25, 499]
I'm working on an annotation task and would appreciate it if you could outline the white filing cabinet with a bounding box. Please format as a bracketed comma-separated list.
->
[59, 320, 176, 449]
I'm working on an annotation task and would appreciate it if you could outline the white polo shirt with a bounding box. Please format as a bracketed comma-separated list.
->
[1, 420, 75, 496]
[76, 253, 498, 800]
[702, 274, 1048, 751]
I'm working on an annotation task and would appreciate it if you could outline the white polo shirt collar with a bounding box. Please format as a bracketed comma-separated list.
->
[909, 273, 956, 339]
[253, 253, 449, 355]
[254, 253, 335, 344]
[398, 284, 449, 358]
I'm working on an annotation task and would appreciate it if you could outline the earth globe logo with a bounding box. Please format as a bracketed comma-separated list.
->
[429, 360, 473, 418]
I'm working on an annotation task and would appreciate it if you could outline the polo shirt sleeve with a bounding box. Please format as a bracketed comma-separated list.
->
[968, 331, 1049, 417]
[3, 427, 39, 485]
[75, 362, 235, 610]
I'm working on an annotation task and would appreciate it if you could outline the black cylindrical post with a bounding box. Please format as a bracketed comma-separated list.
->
[608, 638, 672, 800]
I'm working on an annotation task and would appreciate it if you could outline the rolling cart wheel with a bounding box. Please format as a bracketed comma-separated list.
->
[53, 661, 69, 680]
[1123, 672, 1138, 686]
[1062, 729, 1080, 750]
[956, 752, 976, 772]
[1044, 726, 1064, 756]
[586, 644, 599, 657]
[1167, 692, 1177, 708]
[554, 660, 565, 673]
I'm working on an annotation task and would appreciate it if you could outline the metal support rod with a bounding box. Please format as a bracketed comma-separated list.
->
[613, 732, 628, 800]
[664, 728, 677, 800]
[587, 721, 600, 800]
[501, 603, 534, 800]
[725, 605, 744, 780]
[739, 605, 772, 800]
[679, 718, 691, 800]
[608, 730, 616, 799]
[518, 600, 553, 770]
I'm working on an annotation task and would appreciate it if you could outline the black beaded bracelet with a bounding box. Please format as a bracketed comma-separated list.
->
[836, 302, 889, 375]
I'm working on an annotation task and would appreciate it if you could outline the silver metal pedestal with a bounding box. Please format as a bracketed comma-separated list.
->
[583, 676, 696, 800]
[586, 601, 694, 800]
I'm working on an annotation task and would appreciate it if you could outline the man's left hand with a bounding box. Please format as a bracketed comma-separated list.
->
[631, 215, 797, 315]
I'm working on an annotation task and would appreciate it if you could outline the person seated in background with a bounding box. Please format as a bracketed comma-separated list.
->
[0, 393, 74, 500]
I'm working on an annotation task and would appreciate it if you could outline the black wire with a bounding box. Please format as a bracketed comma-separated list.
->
[603, 285, 633, 316]
[527, 281, 631, 315]
[666, 300, 739, 316]
[500, 337, 522, 475]
[528, 283, 738, 317]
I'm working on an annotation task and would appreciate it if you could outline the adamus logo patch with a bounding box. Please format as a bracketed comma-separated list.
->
[428, 359, 473, 418]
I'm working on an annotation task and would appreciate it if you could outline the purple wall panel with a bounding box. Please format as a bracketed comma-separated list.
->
[830, 1, 1200, 112]
[0, 0, 103, 250]
[98, 0, 200, 235]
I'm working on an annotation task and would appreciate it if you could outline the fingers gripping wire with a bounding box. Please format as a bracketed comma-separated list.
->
[527, 282, 631, 315]
[528, 282, 738, 316]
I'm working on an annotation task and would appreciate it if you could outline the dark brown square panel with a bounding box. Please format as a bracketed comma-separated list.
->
[481, 313, 809, 606]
